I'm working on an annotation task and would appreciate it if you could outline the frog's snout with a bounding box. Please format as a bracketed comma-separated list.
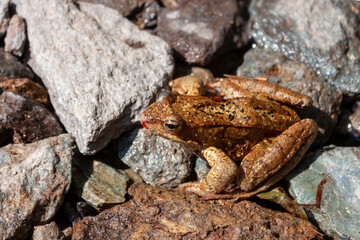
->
[140, 112, 149, 129]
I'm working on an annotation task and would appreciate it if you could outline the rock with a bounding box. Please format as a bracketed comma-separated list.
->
[249, 0, 360, 94]
[0, 0, 10, 37]
[236, 48, 343, 146]
[4, 14, 27, 57]
[0, 78, 50, 105]
[0, 91, 63, 143]
[72, 183, 324, 239]
[350, 101, 360, 137]
[72, 156, 129, 210]
[77, 0, 147, 16]
[136, 0, 161, 29]
[0, 51, 34, 80]
[194, 157, 210, 180]
[12, 0, 173, 154]
[116, 128, 192, 187]
[0, 134, 74, 240]
[286, 147, 360, 240]
[33, 222, 66, 240]
[155, 0, 249, 65]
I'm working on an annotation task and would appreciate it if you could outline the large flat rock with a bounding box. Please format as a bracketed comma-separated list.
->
[12, 0, 174, 154]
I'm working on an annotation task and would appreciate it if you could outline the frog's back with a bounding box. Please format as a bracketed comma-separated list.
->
[172, 95, 299, 132]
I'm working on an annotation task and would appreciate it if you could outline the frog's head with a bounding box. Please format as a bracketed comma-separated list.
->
[141, 91, 186, 143]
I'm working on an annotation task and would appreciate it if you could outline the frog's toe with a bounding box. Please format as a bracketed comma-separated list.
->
[177, 182, 207, 196]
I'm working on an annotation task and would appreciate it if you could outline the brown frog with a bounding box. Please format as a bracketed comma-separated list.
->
[140, 75, 318, 200]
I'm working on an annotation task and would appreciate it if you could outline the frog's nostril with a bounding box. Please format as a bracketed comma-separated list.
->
[140, 113, 149, 129]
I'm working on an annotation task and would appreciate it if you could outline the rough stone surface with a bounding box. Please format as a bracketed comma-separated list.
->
[0, 51, 34, 80]
[78, 0, 147, 16]
[12, 0, 173, 154]
[4, 14, 27, 57]
[155, 0, 249, 65]
[249, 0, 360, 93]
[0, 78, 50, 105]
[350, 101, 360, 137]
[72, 156, 129, 210]
[116, 128, 192, 187]
[236, 48, 343, 146]
[0, 91, 63, 143]
[72, 183, 324, 239]
[0, 0, 10, 37]
[286, 147, 360, 240]
[0, 134, 74, 240]
[194, 157, 210, 180]
[33, 222, 66, 240]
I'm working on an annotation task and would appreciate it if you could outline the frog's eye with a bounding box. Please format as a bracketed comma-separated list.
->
[156, 90, 172, 101]
[163, 119, 182, 133]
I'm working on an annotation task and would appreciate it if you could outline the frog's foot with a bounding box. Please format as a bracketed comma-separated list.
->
[237, 118, 318, 193]
[177, 182, 208, 197]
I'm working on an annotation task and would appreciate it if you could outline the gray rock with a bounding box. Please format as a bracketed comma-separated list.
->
[236, 48, 343, 146]
[72, 156, 129, 210]
[0, 51, 34, 80]
[0, 91, 64, 143]
[155, 0, 248, 65]
[33, 222, 66, 240]
[0, 134, 74, 240]
[78, 0, 147, 16]
[194, 157, 210, 181]
[249, 0, 360, 93]
[286, 147, 360, 240]
[116, 128, 192, 187]
[4, 14, 27, 57]
[0, 0, 10, 37]
[12, 0, 173, 154]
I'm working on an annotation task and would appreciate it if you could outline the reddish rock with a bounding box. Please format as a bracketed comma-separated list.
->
[0, 78, 50, 105]
[33, 222, 66, 240]
[72, 183, 324, 239]
[0, 91, 63, 143]
[4, 14, 27, 57]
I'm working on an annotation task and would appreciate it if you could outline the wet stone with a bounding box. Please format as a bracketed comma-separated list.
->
[72, 183, 324, 240]
[0, 134, 74, 240]
[155, 0, 249, 65]
[0, 91, 63, 143]
[13, 0, 173, 154]
[4, 14, 27, 57]
[0, 51, 34, 80]
[0, 78, 50, 105]
[72, 156, 129, 210]
[116, 128, 192, 187]
[249, 0, 360, 94]
[236, 48, 343, 146]
[286, 147, 360, 240]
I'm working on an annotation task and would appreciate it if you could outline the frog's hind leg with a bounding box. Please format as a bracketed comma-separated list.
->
[178, 146, 238, 196]
[237, 118, 317, 195]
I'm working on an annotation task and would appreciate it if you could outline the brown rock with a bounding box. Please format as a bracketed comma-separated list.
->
[0, 0, 10, 37]
[0, 91, 63, 143]
[350, 101, 360, 137]
[0, 51, 34, 80]
[4, 14, 27, 57]
[155, 0, 249, 65]
[0, 78, 50, 105]
[72, 183, 324, 239]
[33, 222, 66, 240]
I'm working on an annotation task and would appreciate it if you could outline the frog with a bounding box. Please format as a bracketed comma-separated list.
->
[140, 75, 318, 200]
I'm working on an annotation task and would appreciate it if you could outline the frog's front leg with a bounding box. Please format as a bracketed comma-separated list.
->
[179, 146, 238, 196]
[237, 118, 318, 195]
